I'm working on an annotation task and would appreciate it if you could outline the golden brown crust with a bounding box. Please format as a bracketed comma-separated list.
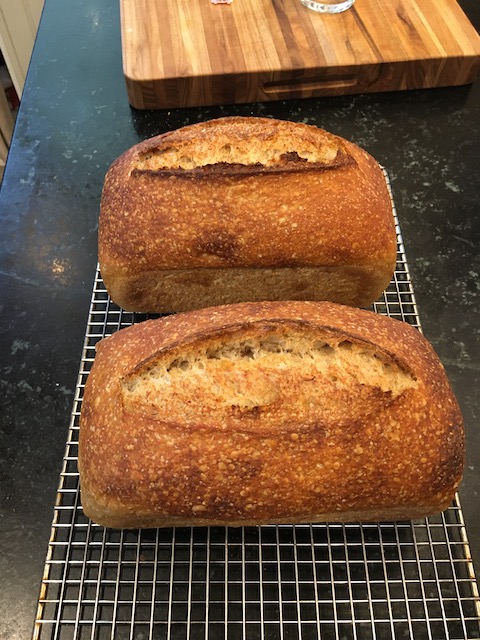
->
[105, 264, 389, 314]
[98, 117, 396, 312]
[78, 301, 465, 528]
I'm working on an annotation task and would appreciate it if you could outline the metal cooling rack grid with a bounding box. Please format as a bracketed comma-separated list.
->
[34, 215, 480, 639]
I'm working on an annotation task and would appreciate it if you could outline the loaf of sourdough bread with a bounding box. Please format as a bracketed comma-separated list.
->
[98, 117, 397, 312]
[78, 301, 464, 529]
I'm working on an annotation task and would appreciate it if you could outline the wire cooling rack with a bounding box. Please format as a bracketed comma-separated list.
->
[33, 176, 480, 640]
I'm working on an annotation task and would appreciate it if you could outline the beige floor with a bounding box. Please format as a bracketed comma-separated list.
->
[0, 81, 16, 183]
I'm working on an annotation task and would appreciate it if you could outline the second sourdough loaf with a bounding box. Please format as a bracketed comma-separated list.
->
[99, 117, 397, 312]
[78, 301, 464, 529]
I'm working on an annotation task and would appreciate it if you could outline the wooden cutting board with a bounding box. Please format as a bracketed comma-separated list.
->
[120, 0, 480, 110]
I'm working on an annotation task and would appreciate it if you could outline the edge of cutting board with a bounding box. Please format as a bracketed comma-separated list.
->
[120, 0, 480, 110]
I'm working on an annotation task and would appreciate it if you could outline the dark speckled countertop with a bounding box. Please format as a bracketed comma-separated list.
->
[0, 0, 479, 637]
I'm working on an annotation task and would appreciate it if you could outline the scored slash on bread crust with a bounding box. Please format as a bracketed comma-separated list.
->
[98, 117, 397, 313]
[134, 116, 353, 171]
[78, 301, 465, 529]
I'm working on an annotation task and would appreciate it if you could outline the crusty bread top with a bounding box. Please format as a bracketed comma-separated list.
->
[133, 116, 353, 172]
[121, 314, 418, 433]
[98, 117, 396, 273]
[79, 301, 464, 525]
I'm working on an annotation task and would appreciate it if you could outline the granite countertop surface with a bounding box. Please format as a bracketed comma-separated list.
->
[0, 0, 479, 637]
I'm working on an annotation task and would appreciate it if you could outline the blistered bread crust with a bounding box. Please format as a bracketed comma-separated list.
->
[98, 117, 397, 312]
[78, 301, 464, 529]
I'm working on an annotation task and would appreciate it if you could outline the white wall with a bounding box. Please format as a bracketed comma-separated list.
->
[0, 0, 45, 97]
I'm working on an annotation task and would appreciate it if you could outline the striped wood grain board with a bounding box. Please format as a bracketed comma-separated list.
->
[120, 0, 480, 109]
